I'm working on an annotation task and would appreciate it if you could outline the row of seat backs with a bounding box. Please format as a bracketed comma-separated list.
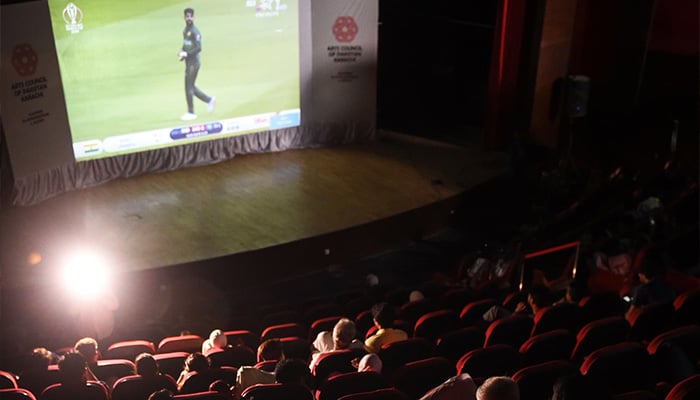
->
[98, 288, 700, 364]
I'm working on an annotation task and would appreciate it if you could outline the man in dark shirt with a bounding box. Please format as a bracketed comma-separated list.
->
[626, 250, 676, 320]
[179, 7, 214, 121]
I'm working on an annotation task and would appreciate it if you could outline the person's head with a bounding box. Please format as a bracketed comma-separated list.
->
[357, 353, 382, 373]
[58, 352, 87, 385]
[274, 359, 311, 387]
[209, 329, 227, 349]
[527, 285, 550, 313]
[184, 7, 194, 24]
[25, 347, 53, 373]
[148, 389, 174, 400]
[371, 302, 395, 329]
[332, 318, 357, 350]
[74, 337, 99, 364]
[135, 353, 159, 377]
[258, 338, 285, 362]
[476, 376, 519, 400]
[184, 352, 209, 373]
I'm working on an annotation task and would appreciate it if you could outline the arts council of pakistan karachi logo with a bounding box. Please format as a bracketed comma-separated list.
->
[332, 16, 358, 43]
[62, 2, 84, 34]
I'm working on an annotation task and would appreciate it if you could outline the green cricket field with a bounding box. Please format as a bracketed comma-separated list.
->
[48, 0, 300, 148]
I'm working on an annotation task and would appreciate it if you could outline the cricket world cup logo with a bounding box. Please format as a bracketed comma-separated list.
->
[62, 2, 84, 34]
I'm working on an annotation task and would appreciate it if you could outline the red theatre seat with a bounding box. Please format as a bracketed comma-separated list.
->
[157, 334, 204, 354]
[104, 340, 156, 361]
[0, 388, 38, 400]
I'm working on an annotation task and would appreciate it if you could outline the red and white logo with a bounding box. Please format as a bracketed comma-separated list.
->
[332, 16, 358, 43]
[12, 43, 38, 76]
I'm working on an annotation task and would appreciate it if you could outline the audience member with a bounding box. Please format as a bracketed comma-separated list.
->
[420, 373, 477, 400]
[134, 353, 178, 393]
[257, 338, 285, 363]
[40, 352, 107, 400]
[202, 329, 228, 354]
[176, 352, 210, 392]
[148, 389, 174, 400]
[483, 285, 550, 322]
[476, 376, 519, 400]
[73, 337, 100, 382]
[18, 347, 55, 398]
[310, 318, 364, 367]
[625, 250, 676, 320]
[364, 303, 408, 353]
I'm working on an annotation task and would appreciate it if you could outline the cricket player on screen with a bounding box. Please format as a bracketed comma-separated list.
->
[179, 7, 215, 121]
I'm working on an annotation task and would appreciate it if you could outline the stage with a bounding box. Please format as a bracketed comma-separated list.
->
[0, 131, 508, 289]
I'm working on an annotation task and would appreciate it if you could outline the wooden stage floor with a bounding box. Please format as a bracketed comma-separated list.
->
[0, 132, 508, 288]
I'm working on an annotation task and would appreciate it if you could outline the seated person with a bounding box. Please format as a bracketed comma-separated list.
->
[134, 353, 178, 393]
[74, 337, 100, 382]
[476, 376, 520, 400]
[364, 303, 408, 353]
[41, 352, 107, 400]
[175, 352, 211, 393]
[18, 347, 56, 398]
[257, 338, 285, 364]
[274, 359, 312, 388]
[202, 329, 228, 355]
[625, 251, 676, 321]
[483, 285, 550, 322]
[310, 318, 364, 367]
[232, 339, 283, 399]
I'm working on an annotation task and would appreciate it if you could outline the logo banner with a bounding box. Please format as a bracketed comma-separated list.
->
[1, 1, 74, 178]
[310, 0, 377, 125]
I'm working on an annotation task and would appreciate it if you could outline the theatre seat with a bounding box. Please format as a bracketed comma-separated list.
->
[173, 391, 227, 399]
[111, 374, 177, 400]
[571, 316, 630, 364]
[312, 349, 366, 385]
[157, 334, 204, 354]
[0, 370, 18, 389]
[531, 302, 583, 336]
[435, 327, 485, 364]
[40, 381, 109, 400]
[459, 299, 497, 324]
[308, 316, 343, 342]
[673, 290, 700, 326]
[338, 388, 407, 400]
[456, 344, 520, 380]
[664, 373, 700, 400]
[206, 346, 255, 368]
[519, 329, 576, 367]
[224, 330, 259, 351]
[377, 338, 433, 379]
[0, 388, 37, 400]
[260, 323, 307, 342]
[413, 309, 461, 343]
[391, 357, 455, 399]
[317, 371, 386, 400]
[153, 352, 189, 380]
[105, 340, 156, 361]
[241, 383, 314, 400]
[580, 342, 654, 395]
[484, 314, 533, 349]
[512, 360, 579, 400]
[627, 302, 674, 341]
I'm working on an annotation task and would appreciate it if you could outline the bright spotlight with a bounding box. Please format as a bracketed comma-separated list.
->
[61, 251, 111, 298]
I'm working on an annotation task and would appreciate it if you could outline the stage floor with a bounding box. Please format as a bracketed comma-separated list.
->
[0, 131, 508, 287]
